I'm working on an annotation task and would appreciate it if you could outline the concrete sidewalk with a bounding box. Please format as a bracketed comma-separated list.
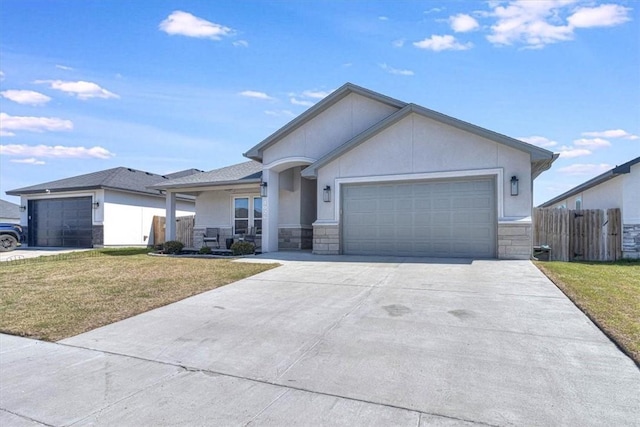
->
[2, 256, 639, 425]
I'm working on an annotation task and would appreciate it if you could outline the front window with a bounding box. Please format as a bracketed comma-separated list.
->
[234, 197, 262, 235]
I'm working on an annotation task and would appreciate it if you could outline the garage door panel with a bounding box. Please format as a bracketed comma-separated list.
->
[29, 197, 93, 248]
[342, 178, 496, 258]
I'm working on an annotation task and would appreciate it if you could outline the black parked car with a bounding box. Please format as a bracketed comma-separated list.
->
[0, 223, 23, 252]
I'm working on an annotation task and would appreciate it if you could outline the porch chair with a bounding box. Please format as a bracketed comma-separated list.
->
[203, 228, 220, 248]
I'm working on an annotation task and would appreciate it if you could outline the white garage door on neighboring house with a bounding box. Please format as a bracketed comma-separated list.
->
[342, 178, 496, 258]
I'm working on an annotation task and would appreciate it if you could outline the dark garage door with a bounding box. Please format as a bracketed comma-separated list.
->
[342, 178, 496, 258]
[28, 197, 93, 247]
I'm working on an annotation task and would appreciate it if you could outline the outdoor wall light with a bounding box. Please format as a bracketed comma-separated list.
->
[260, 181, 268, 197]
[510, 176, 519, 196]
[92, 201, 100, 209]
[323, 185, 331, 203]
[19, 206, 26, 212]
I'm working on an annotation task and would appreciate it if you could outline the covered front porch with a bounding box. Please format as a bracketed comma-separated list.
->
[155, 160, 317, 253]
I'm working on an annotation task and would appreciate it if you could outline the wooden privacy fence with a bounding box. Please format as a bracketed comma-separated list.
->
[151, 215, 195, 248]
[533, 208, 621, 261]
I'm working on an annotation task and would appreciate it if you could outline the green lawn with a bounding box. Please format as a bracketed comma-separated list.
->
[535, 260, 640, 363]
[0, 248, 278, 341]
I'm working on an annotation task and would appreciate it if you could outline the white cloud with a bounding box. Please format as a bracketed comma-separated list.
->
[568, 4, 631, 28]
[450, 14, 480, 32]
[290, 98, 314, 107]
[265, 110, 295, 118]
[55, 64, 74, 71]
[582, 129, 639, 140]
[378, 16, 389, 21]
[233, 40, 249, 47]
[301, 90, 331, 99]
[37, 80, 119, 100]
[10, 157, 46, 165]
[1, 90, 51, 106]
[519, 135, 558, 148]
[0, 70, 5, 81]
[0, 112, 73, 136]
[0, 144, 114, 159]
[486, 1, 631, 49]
[573, 138, 611, 148]
[239, 90, 274, 101]
[392, 39, 405, 48]
[558, 163, 612, 175]
[159, 11, 234, 40]
[558, 145, 591, 158]
[424, 7, 444, 14]
[379, 63, 414, 76]
[413, 35, 472, 51]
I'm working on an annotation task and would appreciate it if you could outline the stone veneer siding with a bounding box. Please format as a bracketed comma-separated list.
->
[623, 224, 640, 259]
[193, 227, 234, 249]
[498, 223, 532, 260]
[92, 225, 104, 247]
[279, 227, 313, 250]
[313, 223, 340, 255]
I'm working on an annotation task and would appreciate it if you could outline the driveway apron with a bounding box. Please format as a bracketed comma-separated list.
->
[2, 256, 639, 426]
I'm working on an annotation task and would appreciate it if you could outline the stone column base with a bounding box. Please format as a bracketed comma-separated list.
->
[498, 222, 532, 260]
[312, 223, 340, 255]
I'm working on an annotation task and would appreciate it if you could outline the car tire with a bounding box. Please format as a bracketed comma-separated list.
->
[0, 234, 18, 252]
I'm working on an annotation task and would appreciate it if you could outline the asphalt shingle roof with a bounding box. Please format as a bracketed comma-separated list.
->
[151, 161, 262, 189]
[0, 199, 20, 219]
[6, 167, 199, 196]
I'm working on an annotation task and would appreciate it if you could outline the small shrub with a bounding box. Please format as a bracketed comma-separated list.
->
[231, 241, 255, 256]
[198, 246, 212, 255]
[163, 240, 184, 254]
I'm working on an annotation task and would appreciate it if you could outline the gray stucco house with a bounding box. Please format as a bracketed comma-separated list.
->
[156, 83, 557, 259]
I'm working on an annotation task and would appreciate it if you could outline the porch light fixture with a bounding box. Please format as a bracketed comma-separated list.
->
[92, 201, 100, 209]
[19, 206, 26, 212]
[323, 185, 331, 203]
[510, 176, 519, 196]
[260, 181, 268, 197]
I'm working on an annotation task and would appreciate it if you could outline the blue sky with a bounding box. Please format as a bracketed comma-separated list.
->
[1, 0, 638, 206]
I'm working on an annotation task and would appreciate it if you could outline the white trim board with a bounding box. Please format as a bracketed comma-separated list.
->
[333, 168, 505, 222]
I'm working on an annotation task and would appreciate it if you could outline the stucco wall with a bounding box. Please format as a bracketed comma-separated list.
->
[103, 191, 194, 246]
[544, 164, 638, 224]
[262, 93, 400, 165]
[195, 190, 233, 228]
[315, 113, 532, 223]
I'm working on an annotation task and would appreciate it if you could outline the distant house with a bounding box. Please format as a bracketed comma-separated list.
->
[0, 199, 20, 224]
[539, 156, 640, 259]
[154, 83, 557, 259]
[6, 167, 198, 248]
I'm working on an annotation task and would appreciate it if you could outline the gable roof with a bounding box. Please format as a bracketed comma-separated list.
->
[6, 167, 198, 197]
[165, 168, 205, 179]
[0, 199, 20, 219]
[539, 156, 640, 207]
[150, 161, 262, 190]
[243, 82, 407, 162]
[300, 103, 558, 179]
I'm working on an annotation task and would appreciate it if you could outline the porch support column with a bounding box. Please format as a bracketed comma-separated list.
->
[262, 168, 279, 252]
[165, 191, 177, 242]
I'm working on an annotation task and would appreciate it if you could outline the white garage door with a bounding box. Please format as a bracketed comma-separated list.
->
[342, 178, 496, 258]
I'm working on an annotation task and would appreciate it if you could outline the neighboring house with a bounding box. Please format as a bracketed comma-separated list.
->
[154, 83, 557, 259]
[539, 156, 640, 259]
[0, 199, 21, 224]
[6, 167, 198, 248]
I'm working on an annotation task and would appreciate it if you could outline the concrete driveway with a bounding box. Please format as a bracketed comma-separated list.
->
[1, 255, 638, 426]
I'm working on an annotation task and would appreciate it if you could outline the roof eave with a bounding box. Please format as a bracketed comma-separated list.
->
[150, 178, 262, 191]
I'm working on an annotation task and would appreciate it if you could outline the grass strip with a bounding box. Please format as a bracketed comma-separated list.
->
[0, 248, 277, 341]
